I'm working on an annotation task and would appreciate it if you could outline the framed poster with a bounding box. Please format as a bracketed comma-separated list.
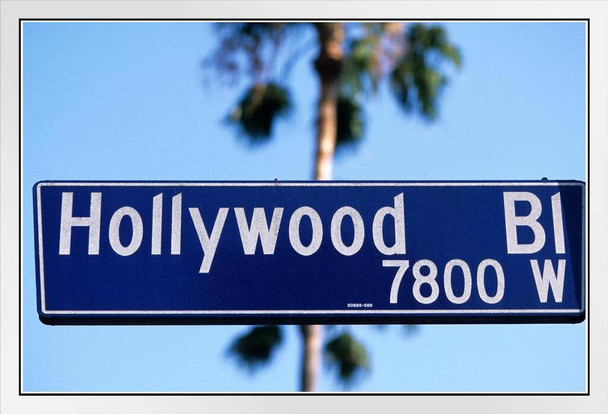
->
[1, 1, 606, 413]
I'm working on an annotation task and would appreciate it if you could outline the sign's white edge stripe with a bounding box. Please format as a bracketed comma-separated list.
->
[36, 182, 583, 187]
[36, 181, 585, 315]
[42, 309, 583, 315]
[582, 187, 587, 313]
[37, 185, 46, 311]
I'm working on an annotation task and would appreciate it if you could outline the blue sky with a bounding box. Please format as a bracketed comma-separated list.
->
[22, 21, 586, 392]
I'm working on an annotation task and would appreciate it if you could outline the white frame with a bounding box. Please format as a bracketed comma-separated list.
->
[2, 1, 606, 413]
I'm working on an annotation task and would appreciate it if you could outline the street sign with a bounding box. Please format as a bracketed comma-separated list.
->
[33, 181, 585, 325]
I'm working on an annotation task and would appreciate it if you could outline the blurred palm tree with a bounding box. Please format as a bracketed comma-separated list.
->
[205, 22, 461, 391]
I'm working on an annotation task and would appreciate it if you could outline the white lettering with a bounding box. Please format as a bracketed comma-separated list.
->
[235, 207, 283, 255]
[503, 192, 546, 254]
[151, 193, 163, 255]
[330, 206, 364, 256]
[289, 206, 323, 256]
[372, 193, 406, 255]
[412, 259, 439, 304]
[109, 207, 144, 256]
[189, 207, 229, 273]
[477, 259, 505, 304]
[383, 260, 410, 304]
[59, 192, 102, 255]
[171, 193, 182, 255]
[551, 193, 566, 254]
[444, 259, 472, 305]
[530, 259, 566, 303]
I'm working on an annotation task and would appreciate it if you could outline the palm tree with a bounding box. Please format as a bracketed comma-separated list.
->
[206, 22, 461, 392]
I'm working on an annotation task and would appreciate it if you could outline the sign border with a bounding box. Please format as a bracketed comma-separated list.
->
[34, 180, 586, 325]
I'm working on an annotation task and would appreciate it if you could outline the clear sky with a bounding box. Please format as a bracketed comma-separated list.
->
[22, 21, 586, 392]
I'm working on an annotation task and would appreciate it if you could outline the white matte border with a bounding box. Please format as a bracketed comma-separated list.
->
[1, 2, 606, 414]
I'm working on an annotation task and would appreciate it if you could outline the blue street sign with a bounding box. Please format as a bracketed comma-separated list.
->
[33, 181, 585, 325]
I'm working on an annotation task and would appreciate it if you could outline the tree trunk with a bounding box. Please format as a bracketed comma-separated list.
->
[299, 22, 344, 393]
[313, 23, 344, 182]
[299, 324, 322, 392]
